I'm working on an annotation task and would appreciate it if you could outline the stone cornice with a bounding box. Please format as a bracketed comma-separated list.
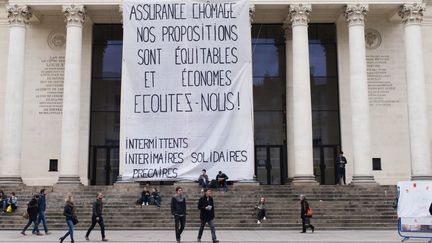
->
[289, 4, 312, 26]
[6, 0, 422, 5]
[399, 3, 425, 24]
[7, 5, 32, 25]
[345, 4, 369, 26]
[62, 4, 86, 26]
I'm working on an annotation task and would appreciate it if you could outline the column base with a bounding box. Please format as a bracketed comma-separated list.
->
[56, 176, 82, 185]
[0, 176, 23, 185]
[233, 179, 260, 188]
[115, 175, 134, 184]
[54, 176, 83, 192]
[351, 175, 376, 185]
[291, 175, 318, 185]
[411, 175, 432, 180]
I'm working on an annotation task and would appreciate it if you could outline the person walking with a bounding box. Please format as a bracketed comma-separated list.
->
[336, 151, 347, 185]
[60, 194, 77, 243]
[197, 189, 219, 243]
[35, 189, 49, 235]
[300, 195, 314, 233]
[85, 192, 108, 241]
[21, 195, 40, 236]
[255, 197, 267, 224]
[171, 186, 186, 243]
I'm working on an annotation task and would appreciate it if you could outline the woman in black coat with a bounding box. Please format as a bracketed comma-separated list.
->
[60, 194, 77, 243]
[21, 195, 40, 235]
[300, 195, 314, 233]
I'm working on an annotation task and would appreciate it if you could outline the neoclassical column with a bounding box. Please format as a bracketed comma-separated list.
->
[289, 4, 316, 183]
[117, 4, 128, 183]
[344, 4, 375, 184]
[283, 22, 295, 181]
[0, 5, 32, 184]
[399, 3, 432, 180]
[57, 5, 86, 184]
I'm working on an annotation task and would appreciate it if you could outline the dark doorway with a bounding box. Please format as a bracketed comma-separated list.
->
[309, 24, 341, 185]
[252, 24, 287, 185]
[255, 146, 286, 185]
[90, 146, 119, 185]
[313, 145, 338, 185]
[88, 24, 123, 185]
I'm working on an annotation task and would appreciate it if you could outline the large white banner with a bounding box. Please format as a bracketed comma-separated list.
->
[121, 0, 254, 181]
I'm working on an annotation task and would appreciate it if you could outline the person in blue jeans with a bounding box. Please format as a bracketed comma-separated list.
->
[151, 187, 161, 208]
[140, 187, 151, 206]
[34, 189, 49, 235]
[0, 190, 7, 213]
[21, 195, 40, 236]
[60, 194, 76, 243]
[216, 171, 229, 192]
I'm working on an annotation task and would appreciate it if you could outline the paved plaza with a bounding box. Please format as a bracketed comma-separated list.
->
[0, 230, 430, 243]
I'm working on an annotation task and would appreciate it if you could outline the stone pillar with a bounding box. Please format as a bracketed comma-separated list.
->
[289, 4, 316, 183]
[117, 4, 129, 183]
[283, 22, 295, 181]
[0, 5, 32, 184]
[344, 4, 375, 184]
[399, 3, 432, 180]
[57, 5, 86, 184]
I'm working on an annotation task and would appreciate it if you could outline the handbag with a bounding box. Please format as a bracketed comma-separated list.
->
[306, 207, 313, 218]
[72, 216, 79, 225]
[22, 212, 29, 219]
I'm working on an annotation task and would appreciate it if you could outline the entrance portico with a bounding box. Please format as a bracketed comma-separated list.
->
[0, 0, 430, 186]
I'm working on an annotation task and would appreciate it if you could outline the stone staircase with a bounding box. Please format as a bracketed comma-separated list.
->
[0, 184, 398, 230]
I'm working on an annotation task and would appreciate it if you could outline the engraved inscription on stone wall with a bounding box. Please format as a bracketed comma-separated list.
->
[367, 54, 399, 107]
[36, 56, 64, 115]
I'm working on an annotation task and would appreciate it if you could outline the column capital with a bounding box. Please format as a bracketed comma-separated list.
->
[399, 3, 425, 25]
[119, 4, 123, 23]
[282, 18, 292, 41]
[345, 4, 369, 26]
[289, 4, 311, 27]
[249, 4, 255, 24]
[6, 5, 32, 26]
[62, 4, 86, 27]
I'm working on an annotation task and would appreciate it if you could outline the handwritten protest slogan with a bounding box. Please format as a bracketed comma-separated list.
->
[121, 0, 254, 181]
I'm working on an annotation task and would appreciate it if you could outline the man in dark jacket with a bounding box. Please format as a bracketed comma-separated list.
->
[34, 189, 49, 235]
[197, 189, 219, 243]
[85, 192, 108, 241]
[171, 186, 186, 243]
[21, 195, 40, 235]
[336, 151, 347, 185]
[300, 195, 314, 233]
[216, 171, 229, 192]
